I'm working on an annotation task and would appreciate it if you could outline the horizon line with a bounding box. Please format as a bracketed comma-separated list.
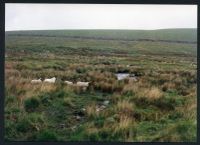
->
[5, 27, 197, 32]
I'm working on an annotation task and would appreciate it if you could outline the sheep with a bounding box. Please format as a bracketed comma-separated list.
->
[76, 81, 89, 87]
[44, 77, 56, 83]
[64, 81, 73, 85]
[115, 73, 130, 80]
[31, 78, 42, 83]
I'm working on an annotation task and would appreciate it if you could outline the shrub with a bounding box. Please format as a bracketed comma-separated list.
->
[24, 97, 40, 112]
[5, 95, 16, 105]
[40, 94, 51, 106]
[76, 68, 87, 74]
[94, 116, 105, 128]
[54, 90, 65, 98]
[16, 113, 45, 133]
[16, 118, 32, 133]
[63, 97, 75, 107]
[154, 98, 175, 111]
[98, 130, 110, 140]
[87, 132, 100, 141]
[36, 129, 58, 141]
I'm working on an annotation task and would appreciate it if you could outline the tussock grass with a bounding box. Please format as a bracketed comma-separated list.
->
[86, 103, 99, 118]
[116, 100, 135, 116]
[144, 87, 163, 100]
[5, 29, 197, 141]
[63, 97, 75, 107]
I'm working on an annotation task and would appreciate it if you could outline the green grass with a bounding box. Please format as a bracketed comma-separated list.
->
[6, 28, 197, 42]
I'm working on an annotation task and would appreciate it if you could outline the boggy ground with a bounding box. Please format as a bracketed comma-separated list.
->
[5, 30, 197, 142]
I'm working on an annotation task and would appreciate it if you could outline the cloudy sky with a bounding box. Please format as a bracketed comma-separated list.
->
[5, 4, 197, 31]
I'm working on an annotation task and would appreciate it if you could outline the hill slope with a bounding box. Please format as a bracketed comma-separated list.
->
[6, 28, 197, 42]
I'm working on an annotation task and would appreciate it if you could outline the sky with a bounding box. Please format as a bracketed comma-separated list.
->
[5, 4, 197, 31]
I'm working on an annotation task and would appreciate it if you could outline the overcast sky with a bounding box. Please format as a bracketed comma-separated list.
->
[5, 4, 197, 31]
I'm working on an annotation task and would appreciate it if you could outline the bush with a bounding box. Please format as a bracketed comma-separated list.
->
[54, 90, 65, 98]
[36, 129, 58, 141]
[94, 116, 105, 128]
[87, 132, 100, 141]
[16, 113, 45, 133]
[76, 68, 86, 74]
[16, 118, 32, 133]
[154, 98, 175, 111]
[5, 95, 16, 105]
[24, 97, 40, 112]
[40, 94, 51, 106]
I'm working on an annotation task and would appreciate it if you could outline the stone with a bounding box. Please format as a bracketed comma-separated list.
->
[103, 100, 110, 106]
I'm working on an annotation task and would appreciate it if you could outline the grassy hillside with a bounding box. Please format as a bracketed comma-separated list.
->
[6, 28, 197, 42]
[5, 29, 197, 142]
[5, 29, 197, 58]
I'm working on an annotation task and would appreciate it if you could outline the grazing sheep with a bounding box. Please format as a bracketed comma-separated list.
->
[44, 77, 56, 83]
[115, 73, 130, 80]
[76, 81, 89, 87]
[64, 81, 73, 85]
[31, 78, 42, 83]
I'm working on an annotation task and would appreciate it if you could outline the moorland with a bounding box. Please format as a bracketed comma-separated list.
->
[5, 29, 197, 142]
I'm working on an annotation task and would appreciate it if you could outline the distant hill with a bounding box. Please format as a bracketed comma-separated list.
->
[6, 28, 197, 43]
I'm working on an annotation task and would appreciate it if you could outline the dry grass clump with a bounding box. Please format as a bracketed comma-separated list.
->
[116, 100, 134, 116]
[188, 86, 197, 98]
[173, 77, 182, 87]
[95, 81, 123, 93]
[122, 83, 139, 95]
[95, 81, 114, 92]
[177, 96, 197, 120]
[40, 84, 57, 93]
[73, 86, 88, 94]
[147, 87, 163, 100]
[116, 116, 134, 131]
[86, 103, 99, 118]
[87, 71, 114, 82]
[5, 69, 21, 78]
[86, 126, 99, 135]
[110, 93, 124, 103]
[122, 79, 163, 101]
[88, 71, 123, 93]
[113, 116, 135, 141]
[137, 87, 163, 101]
[161, 82, 176, 92]
[5, 76, 27, 95]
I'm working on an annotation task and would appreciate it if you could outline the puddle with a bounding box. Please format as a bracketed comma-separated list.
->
[116, 73, 136, 80]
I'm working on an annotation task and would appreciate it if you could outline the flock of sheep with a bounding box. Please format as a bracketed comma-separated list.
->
[30, 73, 137, 88]
[31, 77, 89, 87]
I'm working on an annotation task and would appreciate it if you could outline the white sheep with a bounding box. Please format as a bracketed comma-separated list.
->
[44, 77, 56, 83]
[76, 81, 89, 87]
[64, 81, 73, 85]
[31, 78, 42, 83]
